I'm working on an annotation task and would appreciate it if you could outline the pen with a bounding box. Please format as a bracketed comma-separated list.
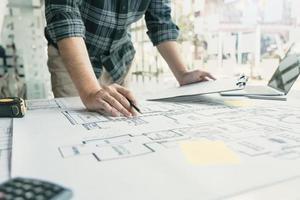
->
[126, 98, 142, 114]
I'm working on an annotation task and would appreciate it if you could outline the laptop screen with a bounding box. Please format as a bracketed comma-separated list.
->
[268, 55, 300, 94]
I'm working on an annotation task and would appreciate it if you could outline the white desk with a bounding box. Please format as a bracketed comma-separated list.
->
[2, 91, 300, 199]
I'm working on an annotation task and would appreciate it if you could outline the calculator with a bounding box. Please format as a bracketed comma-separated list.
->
[0, 177, 73, 200]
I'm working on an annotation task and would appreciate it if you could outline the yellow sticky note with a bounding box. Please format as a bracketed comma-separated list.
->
[225, 100, 254, 107]
[180, 140, 240, 165]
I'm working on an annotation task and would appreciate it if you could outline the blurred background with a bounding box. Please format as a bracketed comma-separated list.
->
[0, 0, 300, 99]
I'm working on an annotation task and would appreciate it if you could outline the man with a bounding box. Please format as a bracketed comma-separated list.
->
[45, 0, 215, 117]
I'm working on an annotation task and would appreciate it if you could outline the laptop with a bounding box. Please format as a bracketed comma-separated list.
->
[221, 54, 300, 96]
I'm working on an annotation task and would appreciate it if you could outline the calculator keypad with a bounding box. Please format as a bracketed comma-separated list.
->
[0, 177, 72, 200]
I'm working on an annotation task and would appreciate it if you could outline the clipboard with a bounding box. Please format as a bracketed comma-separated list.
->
[148, 76, 248, 101]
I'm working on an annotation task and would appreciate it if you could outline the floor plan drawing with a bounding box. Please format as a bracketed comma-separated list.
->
[56, 100, 300, 162]
[59, 131, 189, 161]
[59, 130, 191, 162]
[61, 100, 232, 131]
[59, 135, 156, 162]
[12, 96, 300, 200]
[26, 99, 62, 110]
[62, 110, 109, 125]
[0, 119, 12, 183]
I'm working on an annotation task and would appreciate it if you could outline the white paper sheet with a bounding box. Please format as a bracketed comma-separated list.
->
[148, 78, 244, 100]
[0, 119, 12, 183]
[11, 97, 300, 200]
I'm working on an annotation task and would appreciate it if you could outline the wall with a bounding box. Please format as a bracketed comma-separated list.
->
[0, 0, 8, 42]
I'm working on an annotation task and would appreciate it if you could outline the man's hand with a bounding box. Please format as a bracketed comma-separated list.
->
[157, 41, 216, 87]
[57, 38, 138, 118]
[178, 69, 216, 86]
[82, 84, 138, 117]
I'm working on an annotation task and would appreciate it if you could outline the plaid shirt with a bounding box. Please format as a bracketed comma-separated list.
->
[45, 0, 179, 81]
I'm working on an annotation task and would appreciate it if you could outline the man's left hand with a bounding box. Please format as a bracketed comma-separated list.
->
[178, 69, 216, 86]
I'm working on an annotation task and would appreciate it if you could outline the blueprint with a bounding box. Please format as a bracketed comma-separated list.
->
[56, 98, 300, 162]
[26, 99, 61, 110]
[11, 96, 300, 200]
[0, 119, 12, 183]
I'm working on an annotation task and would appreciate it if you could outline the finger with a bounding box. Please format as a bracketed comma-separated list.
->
[199, 71, 213, 80]
[97, 107, 120, 117]
[205, 72, 216, 80]
[110, 90, 138, 116]
[103, 93, 132, 117]
[199, 76, 209, 82]
[110, 90, 131, 110]
[97, 100, 120, 117]
[129, 107, 138, 117]
[198, 74, 214, 82]
[198, 72, 209, 81]
[114, 85, 138, 105]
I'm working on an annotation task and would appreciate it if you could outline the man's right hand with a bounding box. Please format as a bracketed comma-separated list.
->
[57, 37, 138, 118]
[82, 84, 138, 117]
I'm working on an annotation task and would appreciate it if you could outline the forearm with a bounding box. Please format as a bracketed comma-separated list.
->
[57, 37, 100, 100]
[157, 41, 188, 84]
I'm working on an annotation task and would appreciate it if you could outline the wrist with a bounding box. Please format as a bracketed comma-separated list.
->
[174, 67, 188, 85]
[80, 86, 102, 104]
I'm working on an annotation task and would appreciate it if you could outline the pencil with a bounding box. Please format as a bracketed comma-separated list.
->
[126, 98, 142, 114]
